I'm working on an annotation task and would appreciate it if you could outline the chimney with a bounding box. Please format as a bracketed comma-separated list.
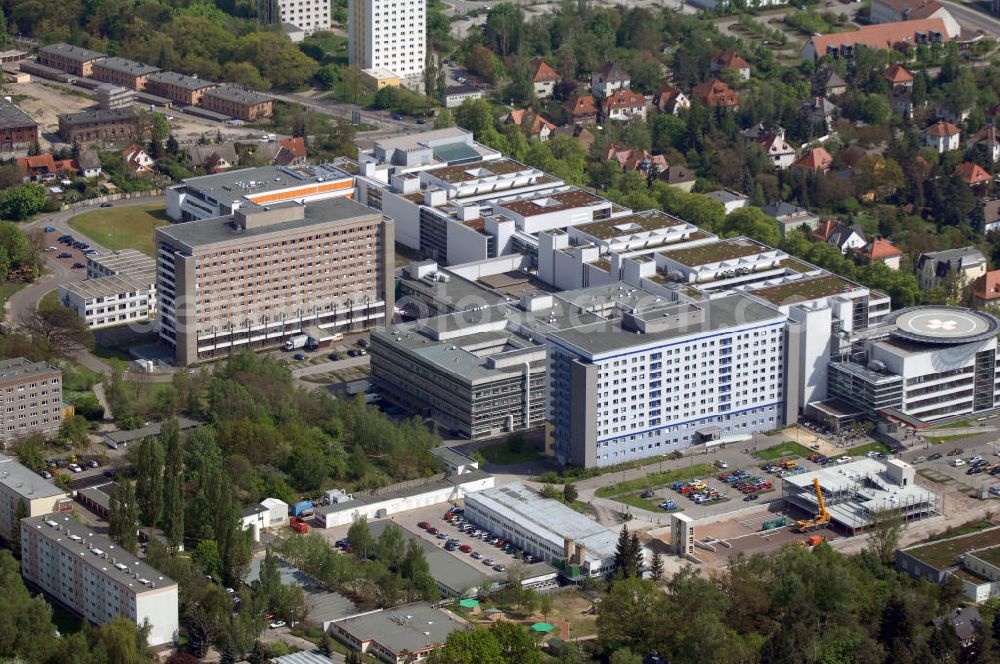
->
[574, 543, 586, 566]
[564, 539, 575, 561]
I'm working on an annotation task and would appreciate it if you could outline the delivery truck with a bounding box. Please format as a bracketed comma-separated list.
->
[284, 334, 308, 351]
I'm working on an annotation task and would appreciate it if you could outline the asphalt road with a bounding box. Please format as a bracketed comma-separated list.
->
[941, 0, 1000, 36]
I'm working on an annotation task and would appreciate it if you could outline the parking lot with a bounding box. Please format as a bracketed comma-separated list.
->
[902, 441, 1000, 498]
[44, 226, 97, 273]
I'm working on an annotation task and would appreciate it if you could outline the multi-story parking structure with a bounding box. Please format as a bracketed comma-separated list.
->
[155, 197, 394, 365]
[21, 514, 179, 646]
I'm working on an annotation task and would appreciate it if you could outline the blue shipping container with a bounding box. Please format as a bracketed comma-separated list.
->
[291, 500, 313, 517]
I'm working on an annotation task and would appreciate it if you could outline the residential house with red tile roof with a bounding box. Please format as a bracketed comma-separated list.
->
[16, 154, 78, 182]
[870, 0, 960, 38]
[813, 220, 866, 253]
[972, 270, 1000, 305]
[792, 147, 834, 173]
[562, 95, 598, 126]
[969, 125, 1000, 163]
[653, 87, 689, 115]
[930, 121, 968, 149]
[710, 50, 751, 81]
[759, 129, 798, 170]
[503, 109, 557, 142]
[856, 236, 904, 269]
[602, 89, 647, 122]
[601, 144, 668, 172]
[121, 144, 154, 176]
[956, 162, 993, 188]
[884, 63, 914, 88]
[923, 121, 961, 153]
[692, 79, 739, 110]
[801, 18, 952, 61]
[551, 124, 595, 151]
[531, 59, 561, 98]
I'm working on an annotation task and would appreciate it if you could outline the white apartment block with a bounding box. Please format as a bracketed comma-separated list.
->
[546, 291, 788, 467]
[59, 250, 157, 329]
[277, 0, 330, 35]
[349, 0, 425, 86]
[21, 514, 179, 646]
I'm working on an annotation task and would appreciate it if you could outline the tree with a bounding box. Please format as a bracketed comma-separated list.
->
[13, 435, 44, 471]
[491, 622, 540, 664]
[614, 525, 643, 579]
[11, 498, 26, 557]
[0, 183, 46, 221]
[319, 631, 334, 657]
[610, 649, 643, 664]
[562, 483, 578, 504]
[340, 66, 364, 104]
[866, 506, 904, 565]
[721, 206, 782, 247]
[431, 628, 504, 664]
[160, 418, 184, 548]
[454, 98, 495, 138]
[376, 523, 405, 568]
[257, 548, 282, 610]
[597, 578, 669, 655]
[109, 478, 140, 553]
[193, 540, 224, 578]
[60, 415, 90, 447]
[539, 594, 554, 621]
[135, 435, 165, 526]
[434, 109, 456, 129]
[650, 551, 664, 581]
[348, 514, 374, 560]
[18, 300, 94, 356]
[484, 4, 523, 56]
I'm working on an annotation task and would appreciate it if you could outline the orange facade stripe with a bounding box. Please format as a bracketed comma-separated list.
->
[246, 179, 353, 204]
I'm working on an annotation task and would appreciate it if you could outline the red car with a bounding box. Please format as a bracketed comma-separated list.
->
[459, 544, 472, 553]
[418, 521, 431, 530]
[428, 527, 439, 535]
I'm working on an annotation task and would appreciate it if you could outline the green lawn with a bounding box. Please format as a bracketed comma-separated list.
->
[756, 441, 813, 461]
[68, 204, 170, 256]
[614, 493, 664, 512]
[478, 438, 544, 465]
[934, 419, 973, 430]
[0, 281, 26, 322]
[595, 463, 715, 499]
[923, 433, 979, 445]
[845, 441, 892, 456]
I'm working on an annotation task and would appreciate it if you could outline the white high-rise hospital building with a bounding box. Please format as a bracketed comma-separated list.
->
[348, 0, 426, 86]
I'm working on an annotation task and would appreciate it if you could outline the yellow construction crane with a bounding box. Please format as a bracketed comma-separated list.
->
[795, 478, 831, 533]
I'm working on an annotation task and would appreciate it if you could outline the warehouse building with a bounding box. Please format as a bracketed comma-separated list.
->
[156, 197, 394, 365]
[0, 101, 38, 153]
[200, 86, 273, 121]
[57, 108, 138, 146]
[315, 469, 493, 528]
[21, 513, 179, 645]
[0, 453, 68, 541]
[37, 43, 106, 77]
[145, 71, 217, 106]
[331, 602, 467, 664]
[91, 57, 160, 91]
[463, 482, 619, 578]
[166, 163, 354, 222]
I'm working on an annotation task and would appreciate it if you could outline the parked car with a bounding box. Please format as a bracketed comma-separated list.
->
[493, 564, 506, 572]
[967, 466, 983, 475]
[970, 456, 984, 464]
[990, 486, 1000, 497]
[39, 470, 52, 479]
[640, 489, 654, 498]
[912, 456, 927, 464]
[391, 113, 404, 120]
[86, 459, 98, 468]
[743, 494, 759, 501]
[427, 527, 438, 535]
[952, 458, 967, 467]
[948, 448, 964, 456]
[100, 202, 113, 208]
[471, 551, 483, 559]
[268, 621, 286, 629]
[293, 353, 306, 361]
[328, 352, 341, 361]
[417, 521, 430, 530]
[483, 558, 496, 566]
[72, 263, 85, 269]
[459, 544, 472, 553]
[68, 463, 82, 473]
[929, 453, 943, 461]
[57, 252, 72, 259]
[44, 226, 56, 233]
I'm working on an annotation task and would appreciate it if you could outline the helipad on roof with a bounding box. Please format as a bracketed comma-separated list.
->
[890, 306, 999, 345]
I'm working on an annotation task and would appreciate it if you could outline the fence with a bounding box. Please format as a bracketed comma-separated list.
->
[60, 189, 164, 211]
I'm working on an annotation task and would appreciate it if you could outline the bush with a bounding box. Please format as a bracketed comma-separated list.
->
[69, 392, 105, 421]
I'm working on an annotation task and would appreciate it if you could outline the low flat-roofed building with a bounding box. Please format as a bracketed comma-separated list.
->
[166, 163, 354, 222]
[90, 57, 160, 91]
[37, 43, 106, 76]
[247, 558, 358, 631]
[396, 260, 507, 318]
[101, 416, 200, 449]
[356, 127, 501, 186]
[315, 470, 494, 528]
[463, 482, 619, 577]
[898, 525, 1000, 602]
[58, 273, 155, 329]
[57, 108, 138, 146]
[330, 602, 468, 664]
[146, 71, 217, 106]
[783, 458, 937, 536]
[0, 358, 65, 447]
[0, 101, 38, 152]
[200, 86, 273, 121]
[0, 452, 67, 540]
[443, 85, 482, 108]
[21, 513, 179, 645]
[360, 68, 401, 90]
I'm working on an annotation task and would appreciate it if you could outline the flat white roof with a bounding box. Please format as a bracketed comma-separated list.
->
[465, 483, 617, 561]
